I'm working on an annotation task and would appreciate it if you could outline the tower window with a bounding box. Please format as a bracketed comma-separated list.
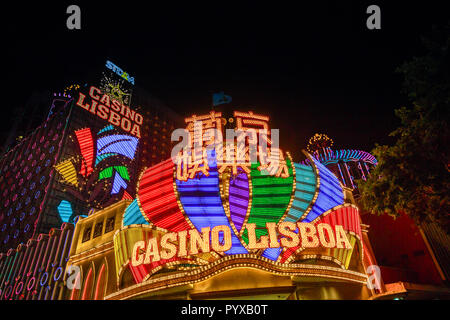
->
[93, 221, 103, 238]
[82, 226, 92, 243]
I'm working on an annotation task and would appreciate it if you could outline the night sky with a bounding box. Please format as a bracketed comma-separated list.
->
[4, 1, 448, 161]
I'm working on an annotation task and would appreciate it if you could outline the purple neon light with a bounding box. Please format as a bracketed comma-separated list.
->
[111, 171, 128, 194]
[176, 149, 248, 255]
[97, 135, 138, 160]
[303, 149, 378, 166]
[228, 169, 249, 233]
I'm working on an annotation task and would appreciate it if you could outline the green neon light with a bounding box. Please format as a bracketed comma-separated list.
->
[114, 166, 130, 181]
[99, 166, 130, 181]
[99, 167, 113, 180]
[242, 158, 294, 244]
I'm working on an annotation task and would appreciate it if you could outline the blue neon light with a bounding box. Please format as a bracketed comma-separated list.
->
[98, 125, 115, 135]
[111, 171, 128, 194]
[301, 157, 344, 222]
[57, 200, 73, 223]
[105, 60, 135, 85]
[123, 199, 148, 226]
[176, 149, 248, 255]
[284, 163, 316, 223]
[97, 135, 138, 160]
[95, 152, 118, 166]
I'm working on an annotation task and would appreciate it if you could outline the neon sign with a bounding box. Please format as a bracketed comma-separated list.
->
[130, 222, 353, 267]
[105, 60, 135, 85]
[172, 111, 289, 181]
[113, 110, 365, 286]
[54, 126, 139, 213]
[76, 86, 143, 138]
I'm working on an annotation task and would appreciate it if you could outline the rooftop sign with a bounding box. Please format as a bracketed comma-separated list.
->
[106, 60, 135, 85]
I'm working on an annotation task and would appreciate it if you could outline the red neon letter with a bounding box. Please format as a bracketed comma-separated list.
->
[89, 86, 101, 100]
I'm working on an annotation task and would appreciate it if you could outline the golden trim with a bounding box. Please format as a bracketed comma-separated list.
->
[172, 163, 196, 231]
[105, 254, 368, 300]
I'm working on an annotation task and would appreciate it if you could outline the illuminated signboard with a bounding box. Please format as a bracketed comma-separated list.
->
[75, 86, 143, 138]
[130, 222, 352, 267]
[106, 60, 135, 85]
[54, 125, 139, 212]
[113, 111, 364, 286]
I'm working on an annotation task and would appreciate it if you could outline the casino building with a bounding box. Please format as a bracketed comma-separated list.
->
[0, 62, 182, 299]
[0, 64, 448, 300]
[1, 104, 386, 300]
[0, 61, 182, 253]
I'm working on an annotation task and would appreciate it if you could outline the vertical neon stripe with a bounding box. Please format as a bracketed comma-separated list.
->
[94, 264, 106, 300]
[75, 128, 94, 177]
[70, 271, 81, 300]
[81, 268, 93, 300]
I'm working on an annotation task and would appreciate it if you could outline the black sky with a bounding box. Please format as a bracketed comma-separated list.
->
[4, 1, 448, 160]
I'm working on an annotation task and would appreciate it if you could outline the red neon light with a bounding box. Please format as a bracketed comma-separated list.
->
[128, 255, 192, 284]
[122, 190, 133, 200]
[279, 206, 362, 263]
[81, 268, 93, 300]
[70, 272, 81, 300]
[75, 128, 94, 177]
[94, 264, 106, 300]
[137, 159, 191, 232]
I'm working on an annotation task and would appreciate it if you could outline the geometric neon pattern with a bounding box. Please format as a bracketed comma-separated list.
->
[57, 200, 73, 223]
[176, 149, 248, 255]
[240, 158, 294, 246]
[97, 124, 114, 135]
[123, 199, 148, 226]
[228, 168, 249, 234]
[137, 159, 191, 232]
[54, 159, 79, 187]
[309, 149, 378, 166]
[279, 204, 362, 264]
[97, 135, 138, 160]
[54, 125, 140, 214]
[111, 171, 128, 194]
[95, 153, 118, 166]
[99, 166, 130, 181]
[75, 128, 95, 177]
[300, 156, 344, 223]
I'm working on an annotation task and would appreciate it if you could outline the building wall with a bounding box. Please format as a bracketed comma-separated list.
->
[62, 200, 130, 300]
[362, 212, 444, 286]
[0, 223, 74, 300]
[0, 105, 72, 252]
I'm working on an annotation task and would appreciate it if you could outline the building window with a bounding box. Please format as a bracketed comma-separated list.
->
[82, 226, 92, 243]
[105, 217, 115, 234]
[93, 221, 103, 238]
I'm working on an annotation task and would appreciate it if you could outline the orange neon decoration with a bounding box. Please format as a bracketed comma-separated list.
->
[81, 268, 93, 300]
[94, 264, 106, 300]
[75, 128, 95, 177]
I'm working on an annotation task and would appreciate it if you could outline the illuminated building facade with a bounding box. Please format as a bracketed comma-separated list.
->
[1, 101, 447, 300]
[22, 110, 385, 300]
[130, 87, 183, 167]
[0, 103, 73, 253]
[305, 133, 377, 192]
[307, 133, 450, 299]
[0, 87, 181, 299]
[0, 223, 74, 300]
[0, 62, 181, 257]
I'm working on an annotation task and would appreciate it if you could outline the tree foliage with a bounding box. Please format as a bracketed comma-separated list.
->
[357, 25, 450, 233]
